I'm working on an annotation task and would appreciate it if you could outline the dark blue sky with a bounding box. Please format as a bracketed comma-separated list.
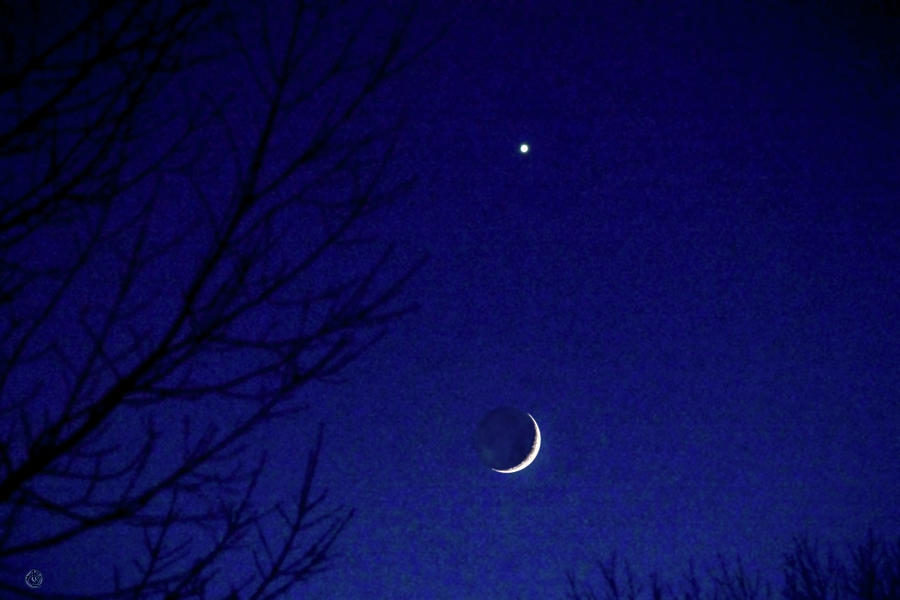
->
[2, 1, 898, 598]
[296, 1, 899, 596]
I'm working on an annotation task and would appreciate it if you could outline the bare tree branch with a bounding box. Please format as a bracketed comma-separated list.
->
[563, 530, 899, 600]
[0, 0, 445, 597]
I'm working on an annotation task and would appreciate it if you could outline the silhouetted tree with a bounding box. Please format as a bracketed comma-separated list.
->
[782, 529, 900, 600]
[565, 529, 900, 600]
[0, 1, 443, 597]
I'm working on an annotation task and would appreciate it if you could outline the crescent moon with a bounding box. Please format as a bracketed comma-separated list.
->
[492, 413, 541, 473]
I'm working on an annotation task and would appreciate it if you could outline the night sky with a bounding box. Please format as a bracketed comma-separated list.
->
[2, 1, 899, 598]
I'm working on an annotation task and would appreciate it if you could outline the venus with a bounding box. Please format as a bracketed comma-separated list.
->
[474, 406, 541, 473]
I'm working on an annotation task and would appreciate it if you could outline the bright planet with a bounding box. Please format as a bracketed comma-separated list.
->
[519, 143, 529, 153]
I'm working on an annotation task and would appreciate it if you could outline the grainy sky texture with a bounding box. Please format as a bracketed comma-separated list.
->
[304, 2, 900, 596]
[2, 1, 899, 599]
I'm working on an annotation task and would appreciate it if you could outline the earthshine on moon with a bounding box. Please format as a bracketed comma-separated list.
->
[474, 407, 541, 473]
[493, 413, 540, 473]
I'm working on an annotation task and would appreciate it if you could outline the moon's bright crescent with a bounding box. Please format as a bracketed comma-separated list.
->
[492, 413, 541, 473]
